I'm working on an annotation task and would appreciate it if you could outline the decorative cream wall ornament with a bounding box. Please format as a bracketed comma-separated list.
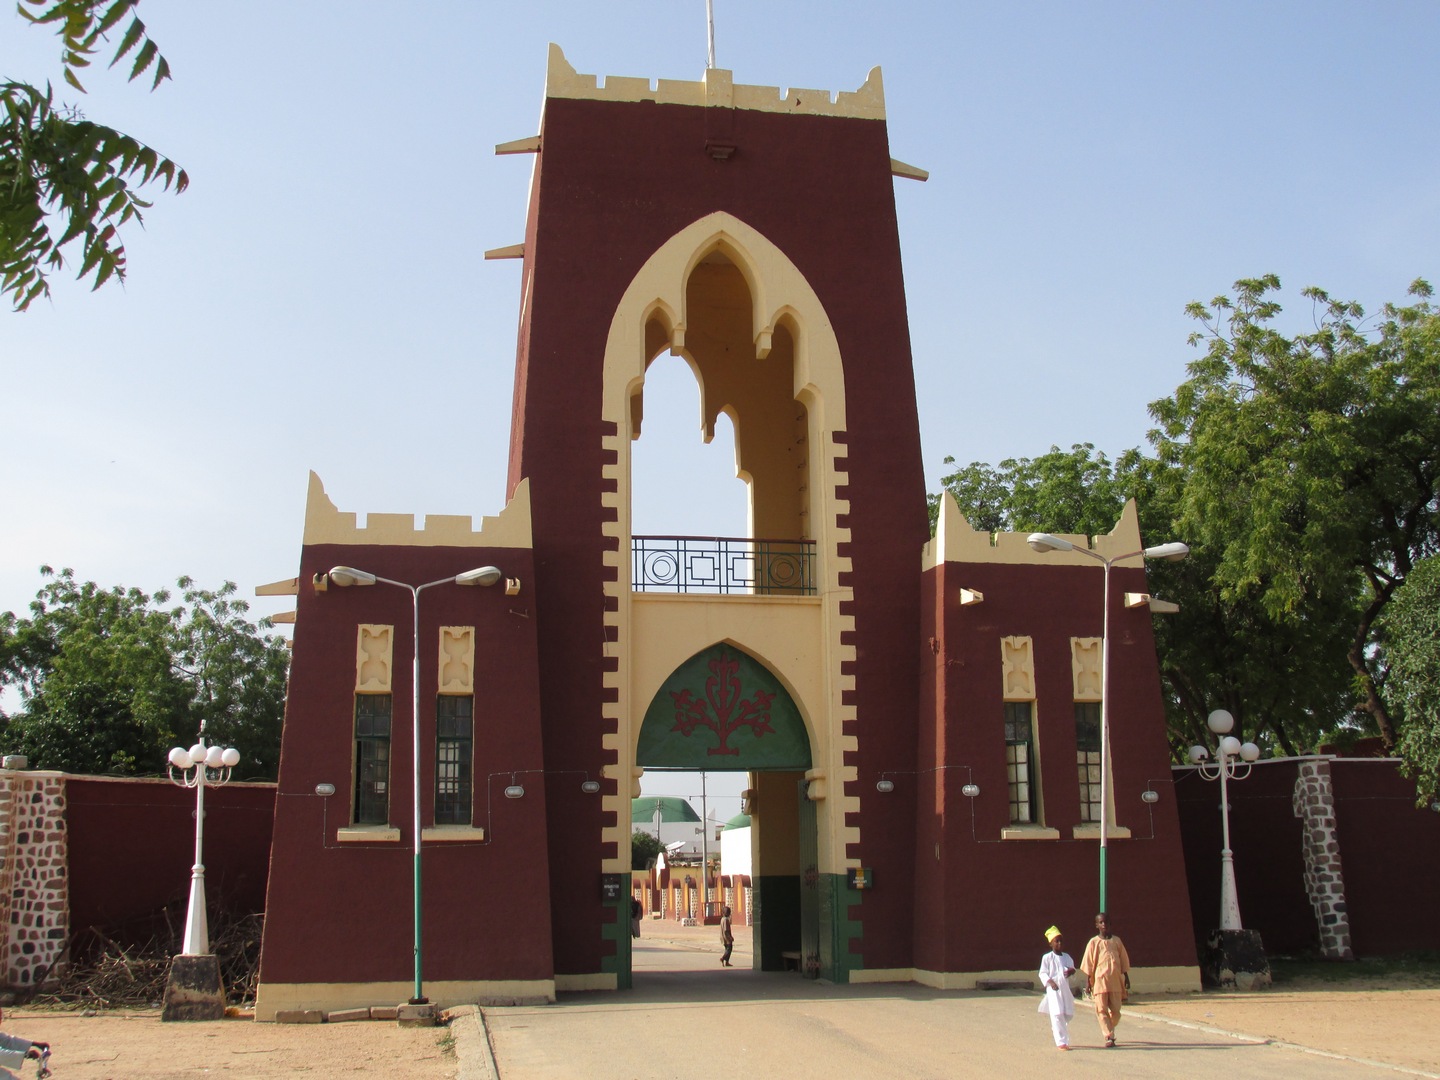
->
[1072, 638, 1102, 701]
[439, 627, 476, 695]
[356, 625, 393, 693]
[1001, 636, 1035, 701]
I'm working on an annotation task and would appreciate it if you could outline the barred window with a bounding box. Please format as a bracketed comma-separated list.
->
[1075, 702, 1102, 823]
[354, 694, 392, 825]
[435, 695, 474, 825]
[1004, 701, 1037, 824]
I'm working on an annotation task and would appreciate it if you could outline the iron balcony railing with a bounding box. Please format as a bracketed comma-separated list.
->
[632, 536, 817, 595]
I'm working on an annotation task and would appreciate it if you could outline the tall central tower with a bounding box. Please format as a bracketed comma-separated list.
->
[506, 46, 929, 985]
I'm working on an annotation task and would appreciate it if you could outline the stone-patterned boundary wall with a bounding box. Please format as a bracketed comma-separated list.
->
[1291, 759, 1354, 960]
[0, 771, 69, 989]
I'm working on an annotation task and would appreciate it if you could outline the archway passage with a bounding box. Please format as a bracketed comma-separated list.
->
[637, 644, 811, 769]
[632, 644, 814, 982]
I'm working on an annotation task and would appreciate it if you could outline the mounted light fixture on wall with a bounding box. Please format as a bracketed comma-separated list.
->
[961, 784, 980, 798]
[504, 784, 526, 799]
[875, 779, 895, 793]
[1141, 789, 1160, 804]
[580, 780, 601, 794]
[315, 783, 336, 797]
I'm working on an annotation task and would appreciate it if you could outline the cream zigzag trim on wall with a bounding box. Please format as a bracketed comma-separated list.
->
[831, 438, 861, 870]
[599, 427, 628, 876]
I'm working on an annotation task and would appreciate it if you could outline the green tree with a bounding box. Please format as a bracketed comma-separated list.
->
[0, 567, 288, 778]
[631, 830, 663, 871]
[1380, 556, 1440, 804]
[931, 442, 1144, 536]
[3, 0, 187, 310]
[1149, 276, 1440, 749]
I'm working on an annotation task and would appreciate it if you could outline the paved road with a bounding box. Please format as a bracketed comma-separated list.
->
[480, 929, 1429, 1080]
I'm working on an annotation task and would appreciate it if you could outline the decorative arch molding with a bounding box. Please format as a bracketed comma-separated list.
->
[636, 643, 813, 771]
[595, 211, 860, 887]
[602, 211, 848, 434]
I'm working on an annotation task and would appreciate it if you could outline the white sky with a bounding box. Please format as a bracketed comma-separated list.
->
[4, 1, 1437, 809]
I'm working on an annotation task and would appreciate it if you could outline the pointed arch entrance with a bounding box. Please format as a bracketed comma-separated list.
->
[632, 643, 817, 982]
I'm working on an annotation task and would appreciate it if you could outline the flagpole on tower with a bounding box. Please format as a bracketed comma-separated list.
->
[706, 0, 716, 69]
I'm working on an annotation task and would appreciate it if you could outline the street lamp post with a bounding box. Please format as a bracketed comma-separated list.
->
[1188, 710, 1260, 930]
[1026, 533, 1188, 913]
[1188, 708, 1271, 988]
[329, 564, 504, 1008]
[167, 734, 242, 956]
[161, 730, 240, 1021]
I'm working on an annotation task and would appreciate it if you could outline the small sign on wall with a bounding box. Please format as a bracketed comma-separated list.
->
[847, 867, 873, 891]
[601, 873, 624, 901]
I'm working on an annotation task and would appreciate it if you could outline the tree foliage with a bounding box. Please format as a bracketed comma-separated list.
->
[1150, 276, 1440, 748]
[1380, 556, 1440, 805]
[3, 0, 187, 310]
[930, 442, 1143, 536]
[631, 830, 663, 871]
[0, 567, 289, 779]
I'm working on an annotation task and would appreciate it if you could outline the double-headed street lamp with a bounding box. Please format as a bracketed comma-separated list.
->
[1188, 709, 1260, 930]
[329, 564, 504, 1006]
[1026, 532, 1188, 913]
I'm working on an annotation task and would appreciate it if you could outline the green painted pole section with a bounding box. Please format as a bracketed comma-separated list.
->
[413, 851, 424, 1002]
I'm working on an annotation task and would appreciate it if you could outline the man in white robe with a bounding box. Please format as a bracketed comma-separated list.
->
[1038, 925, 1077, 1050]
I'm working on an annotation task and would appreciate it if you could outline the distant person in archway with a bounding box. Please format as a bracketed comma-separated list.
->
[631, 896, 642, 939]
[1081, 912, 1131, 1048]
[720, 906, 734, 966]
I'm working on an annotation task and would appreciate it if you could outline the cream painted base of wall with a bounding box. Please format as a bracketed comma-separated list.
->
[554, 972, 619, 992]
[851, 965, 1201, 995]
[254, 979, 555, 1021]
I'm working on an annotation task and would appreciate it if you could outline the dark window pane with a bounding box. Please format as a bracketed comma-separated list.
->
[437, 695, 473, 739]
[355, 694, 392, 738]
[435, 696, 473, 825]
[1004, 701, 1037, 824]
[1075, 701, 1103, 822]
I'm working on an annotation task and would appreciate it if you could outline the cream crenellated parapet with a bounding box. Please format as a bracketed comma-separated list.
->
[543, 43, 886, 120]
[923, 492, 1148, 571]
[301, 471, 533, 550]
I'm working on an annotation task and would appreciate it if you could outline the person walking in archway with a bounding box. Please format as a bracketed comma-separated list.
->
[720, 906, 735, 966]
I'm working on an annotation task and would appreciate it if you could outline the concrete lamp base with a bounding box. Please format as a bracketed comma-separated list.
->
[396, 1001, 437, 1027]
[1202, 928, 1272, 991]
[161, 954, 226, 1021]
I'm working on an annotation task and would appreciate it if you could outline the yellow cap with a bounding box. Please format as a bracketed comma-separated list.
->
[1045, 925, 1062, 942]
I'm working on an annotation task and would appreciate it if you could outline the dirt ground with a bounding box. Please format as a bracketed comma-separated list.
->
[0, 1007, 460, 1080]
[1132, 975, 1440, 1076]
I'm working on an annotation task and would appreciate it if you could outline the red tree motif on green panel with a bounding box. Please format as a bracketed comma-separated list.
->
[670, 651, 776, 755]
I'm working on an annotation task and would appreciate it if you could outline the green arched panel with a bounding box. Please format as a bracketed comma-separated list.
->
[636, 644, 811, 770]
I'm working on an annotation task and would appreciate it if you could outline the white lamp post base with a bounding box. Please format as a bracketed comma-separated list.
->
[161, 954, 226, 1021]
[1202, 928, 1271, 991]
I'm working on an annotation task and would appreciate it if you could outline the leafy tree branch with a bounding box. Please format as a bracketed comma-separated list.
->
[3, 0, 186, 310]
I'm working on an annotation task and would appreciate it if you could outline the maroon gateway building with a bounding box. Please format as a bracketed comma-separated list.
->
[255, 46, 1198, 1017]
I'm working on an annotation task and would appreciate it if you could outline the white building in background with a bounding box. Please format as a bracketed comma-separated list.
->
[720, 813, 752, 878]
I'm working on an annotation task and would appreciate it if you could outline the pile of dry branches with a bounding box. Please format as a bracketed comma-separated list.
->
[27, 913, 263, 1009]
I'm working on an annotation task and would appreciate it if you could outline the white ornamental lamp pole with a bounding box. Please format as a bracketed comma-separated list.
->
[1188, 709, 1261, 930]
[1026, 533, 1188, 913]
[166, 733, 241, 956]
